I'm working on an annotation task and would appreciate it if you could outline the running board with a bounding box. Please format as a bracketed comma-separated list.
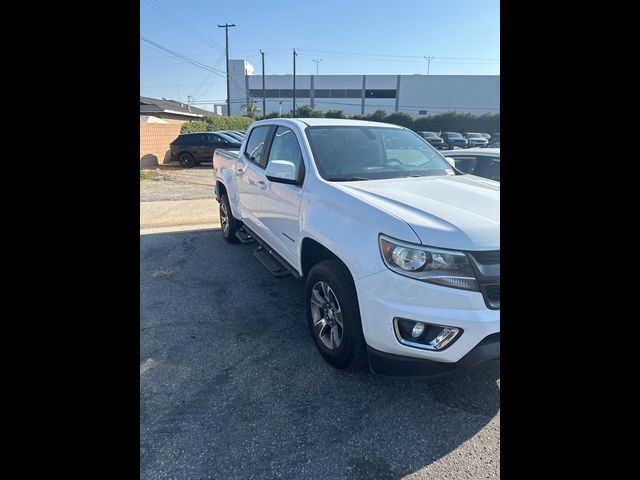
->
[253, 246, 291, 278]
[235, 228, 254, 244]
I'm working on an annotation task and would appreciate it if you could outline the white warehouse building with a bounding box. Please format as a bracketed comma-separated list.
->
[224, 59, 500, 117]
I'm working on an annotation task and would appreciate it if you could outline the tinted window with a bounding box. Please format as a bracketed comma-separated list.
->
[467, 133, 483, 138]
[449, 155, 479, 174]
[445, 132, 463, 138]
[181, 134, 203, 145]
[306, 126, 453, 181]
[267, 127, 304, 179]
[244, 126, 270, 167]
[365, 89, 396, 98]
[420, 132, 437, 138]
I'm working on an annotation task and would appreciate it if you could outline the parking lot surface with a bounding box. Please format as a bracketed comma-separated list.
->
[140, 228, 500, 480]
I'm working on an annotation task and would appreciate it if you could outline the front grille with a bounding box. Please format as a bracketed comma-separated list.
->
[482, 284, 500, 309]
[471, 250, 500, 265]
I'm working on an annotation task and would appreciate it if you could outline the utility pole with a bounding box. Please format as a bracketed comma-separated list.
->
[424, 56, 435, 75]
[218, 23, 236, 116]
[260, 50, 266, 119]
[292, 48, 297, 117]
[312, 58, 323, 76]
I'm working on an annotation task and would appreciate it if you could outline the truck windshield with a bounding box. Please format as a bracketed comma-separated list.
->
[305, 126, 454, 181]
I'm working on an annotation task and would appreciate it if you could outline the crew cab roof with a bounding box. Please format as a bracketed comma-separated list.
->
[249, 118, 406, 129]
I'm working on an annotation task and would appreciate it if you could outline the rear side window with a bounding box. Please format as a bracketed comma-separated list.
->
[244, 126, 270, 167]
[180, 134, 202, 145]
[208, 133, 229, 144]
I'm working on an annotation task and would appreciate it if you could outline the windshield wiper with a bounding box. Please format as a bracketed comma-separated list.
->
[325, 176, 371, 182]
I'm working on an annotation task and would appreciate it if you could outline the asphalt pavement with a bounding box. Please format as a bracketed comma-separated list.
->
[140, 228, 500, 480]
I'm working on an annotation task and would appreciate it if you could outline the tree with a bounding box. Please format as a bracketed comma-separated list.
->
[241, 98, 262, 119]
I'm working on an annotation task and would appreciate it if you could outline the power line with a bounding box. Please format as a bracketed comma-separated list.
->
[298, 48, 499, 61]
[140, 36, 226, 76]
[142, 0, 225, 54]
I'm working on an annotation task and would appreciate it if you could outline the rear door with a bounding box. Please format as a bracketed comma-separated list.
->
[234, 125, 272, 226]
[253, 125, 305, 266]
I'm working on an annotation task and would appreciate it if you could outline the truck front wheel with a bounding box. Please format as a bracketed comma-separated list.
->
[219, 194, 241, 243]
[305, 259, 367, 370]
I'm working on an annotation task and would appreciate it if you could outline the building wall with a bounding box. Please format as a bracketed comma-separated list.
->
[232, 59, 500, 117]
[140, 123, 182, 168]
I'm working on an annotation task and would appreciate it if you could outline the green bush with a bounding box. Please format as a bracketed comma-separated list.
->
[412, 112, 499, 134]
[383, 112, 415, 129]
[324, 109, 347, 119]
[180, 115, 255, 134]
[295, 105, 324, 118]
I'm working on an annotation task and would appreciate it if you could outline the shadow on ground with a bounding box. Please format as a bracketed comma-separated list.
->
[140, 229, 500, 480]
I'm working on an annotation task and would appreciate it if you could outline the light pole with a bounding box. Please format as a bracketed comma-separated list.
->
[312, 58, 323, 75]
[279, 101, 283, 116]
[424, 56, 435, 75]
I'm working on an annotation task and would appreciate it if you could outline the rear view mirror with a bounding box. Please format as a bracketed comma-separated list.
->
[265, 159, 303, 185]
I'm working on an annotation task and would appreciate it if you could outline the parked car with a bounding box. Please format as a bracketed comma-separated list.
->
[480, 133, 491, 140]
[417, 131, 445, 149]
[444, 148, 500, 182]
[213, 118, 499, 376]
[487, 137, 500, 148]
[440, 132, 469, 149]
[464, 132, 489, 148]
[217, 130, 246, 142]
[169, 132, 241, 168]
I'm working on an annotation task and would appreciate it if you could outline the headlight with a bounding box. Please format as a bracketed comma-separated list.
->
[379, 235, 478, 290]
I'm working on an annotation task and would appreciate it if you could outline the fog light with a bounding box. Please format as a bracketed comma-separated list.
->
[394, 318, 462, 351]
[430, 327, 459, 350]
[411, 322, 425, 338]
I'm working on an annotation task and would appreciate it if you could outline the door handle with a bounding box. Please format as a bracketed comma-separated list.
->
[257, 180, 267, 190]
[236, 167, 245, 176]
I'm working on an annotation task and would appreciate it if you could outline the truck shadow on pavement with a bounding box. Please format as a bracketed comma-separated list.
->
[140, 228, 500, 480]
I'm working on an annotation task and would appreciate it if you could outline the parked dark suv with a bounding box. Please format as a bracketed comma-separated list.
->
[169, 132, 241, 168]
[440, 132, 469, 149]
[417, 131, 445, 149]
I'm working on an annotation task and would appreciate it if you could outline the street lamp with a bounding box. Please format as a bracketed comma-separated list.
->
[312, 58, 323, 75]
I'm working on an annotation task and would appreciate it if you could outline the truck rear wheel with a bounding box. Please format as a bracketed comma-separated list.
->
[305, 259, 367, 370]
[219, 194, 241, 243]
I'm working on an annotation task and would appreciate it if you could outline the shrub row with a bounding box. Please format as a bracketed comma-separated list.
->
[180, 115, 255, 134]
[180, 108, 500, 135]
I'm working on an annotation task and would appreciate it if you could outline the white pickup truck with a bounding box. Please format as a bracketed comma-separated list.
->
[213, 118, 499, 376]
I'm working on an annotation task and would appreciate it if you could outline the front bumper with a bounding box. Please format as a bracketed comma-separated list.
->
[368, 333, 499, 376]
[355, 269, 500, 369]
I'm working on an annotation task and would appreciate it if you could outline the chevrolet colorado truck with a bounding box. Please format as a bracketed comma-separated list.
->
[213, 118, 500, 376]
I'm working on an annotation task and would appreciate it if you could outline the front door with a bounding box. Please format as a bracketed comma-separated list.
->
[253, 126, 305, 266]
[234, 125, 271, 228]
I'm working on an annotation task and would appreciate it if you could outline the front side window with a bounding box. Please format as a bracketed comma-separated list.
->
[449, 155, 479, 174]
[483, 159, 500, 181]
[244, 126, 270, 167]
[267, 127, 304, 176]
[306, 126, 453, 181]
[210, 134, 230, 144]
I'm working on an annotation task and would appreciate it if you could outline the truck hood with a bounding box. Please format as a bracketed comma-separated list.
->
[334, 175, 500, 250]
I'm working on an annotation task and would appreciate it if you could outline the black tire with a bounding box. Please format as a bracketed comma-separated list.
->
[178, 152, 195, 168]
[219, 193, 241, 243]
[305, 259, 367, 370]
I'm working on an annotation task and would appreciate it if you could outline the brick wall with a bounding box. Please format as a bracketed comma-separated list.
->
[140, 123, 182, 168]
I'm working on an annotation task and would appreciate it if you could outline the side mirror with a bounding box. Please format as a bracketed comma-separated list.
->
[444, 157, 456, 167]
[265, 159, 303, 185]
